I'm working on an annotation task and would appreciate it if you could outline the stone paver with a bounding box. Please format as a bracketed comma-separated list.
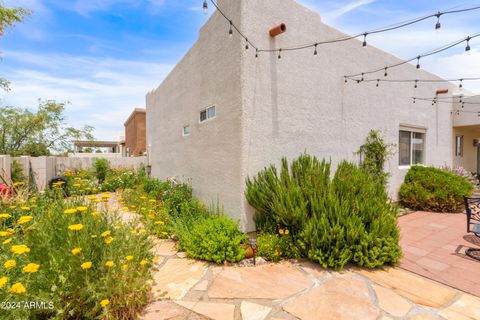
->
[283, 276, 380, 320]
[358, 267, 456, 308]
[151, 258, 207, 300]
[208, 263, 312, 300]
[399, 211, 480, 297]
[140, 300, 208, 320]
[154, 239, 178, 256]
[193, 280, 208, 291]
[372, 284, 411, 317]
[240, 301, 272, 320]
[175, 301, 235, 320]
[439, 294, 480, 320]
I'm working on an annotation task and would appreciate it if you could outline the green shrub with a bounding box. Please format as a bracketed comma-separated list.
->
[246, 154, 401, 270]
[94, 158, 109, 183]
[10, 159, 26, 183]
[178, 214, 247, 264]
[399, 166, 473, 212]
[256, 232, 301, 262]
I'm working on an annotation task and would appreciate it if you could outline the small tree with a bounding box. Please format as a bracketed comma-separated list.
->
[356, 130, 395, 187]
[0, 100, 94, 156]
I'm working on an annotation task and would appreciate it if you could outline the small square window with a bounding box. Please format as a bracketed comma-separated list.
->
[455, 135, 463, 157]
[200, 110, 207, 122]
[183, 125, 191, 136]
[199, 105, 216, 122]
[399, 129, 425, 166]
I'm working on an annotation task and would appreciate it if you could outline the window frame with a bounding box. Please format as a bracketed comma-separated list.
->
[182, 125, 191, 137]
[399, 128, 426, 168]
[199, 105, 216, 123]
[455, 135, 464, 157]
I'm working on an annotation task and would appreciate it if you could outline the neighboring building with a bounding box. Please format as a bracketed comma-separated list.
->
[146, 0, 477, 231]
[71, 140, 123, 157]
[124, 108, 147, 157]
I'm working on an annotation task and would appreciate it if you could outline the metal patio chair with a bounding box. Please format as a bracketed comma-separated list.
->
[463, 196, 480, 260]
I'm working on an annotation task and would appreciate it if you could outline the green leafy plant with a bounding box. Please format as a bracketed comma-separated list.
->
[246, 154, 401, 270]
[10, 159, 26, 183]
[256, 232, 301, 262]
[175, 213, 247, 264]
[356, 130, 395, 186]
[399, 166, 473, 212]
[94, 158, 109, 183]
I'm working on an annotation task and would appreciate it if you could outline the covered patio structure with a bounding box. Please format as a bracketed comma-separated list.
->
[72, 140, 123, 154]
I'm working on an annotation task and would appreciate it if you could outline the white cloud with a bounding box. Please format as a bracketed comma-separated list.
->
[0, 51, 174, 140]
[323, 0, 377, 22]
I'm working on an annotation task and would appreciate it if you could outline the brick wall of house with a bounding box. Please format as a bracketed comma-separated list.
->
[124, 109, 146, 157]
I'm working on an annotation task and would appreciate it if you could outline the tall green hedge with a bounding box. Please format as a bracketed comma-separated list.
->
[246, 154, 401, 270]
[399, 166, 473, 212]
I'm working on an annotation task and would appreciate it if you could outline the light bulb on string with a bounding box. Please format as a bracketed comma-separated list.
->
[413, 98, 416, 104]
[416, 56, 421, 69]
[229, 21, 233, 36]
[278, 48, 282, 59]
[245, 38, 249, 50]
[203, 0, 208, 15]
[255, 49, 258, 59]
[414, 80, 418, 89]
[361, 73, 364, 81]
[466, 37, 471, 51]
[362, 33, 367, 47]
[435, 13, 441, 30]
[459, 79, 463, 88]
[344, 76, 347, 83]
[376, 79, 379, 87]
[384, 67, 388, 77]
[314, 44, 318, 55]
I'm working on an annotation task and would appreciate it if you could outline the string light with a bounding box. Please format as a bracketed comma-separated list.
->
[204, 0, 480, 58]
[203, 0, 208, 15]
[278, 48, 282, 59]
[459, 79, 463, 88]
[255, 49, 258, 58]
[344, 76, 348, 83]
[376, 79, 380, 87]
[413, 97, 416, 103]
[414, 80, 418, 88]
[346, 76, 480, 85]
[435, 12, 441, 30]
[384, 67, 388, 77]
[245, 38, 249, 50]
[314, 43, 318, 55]
[345, 33, 480, 80]
[466, 37, 471, 51]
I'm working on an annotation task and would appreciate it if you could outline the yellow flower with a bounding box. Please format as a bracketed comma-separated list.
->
[153, 256, 159, 261]
[68, 224, 84, 231]
[140, 259, 147, 266]
[125, 255, 133, 261]
[285, 229, 289, 235]
[73, 184, 81, 187]
[91, 234, 97, 238]
[20, 207, 30, 211]
[76, 206, 88, 212]
[64, 208, 77, 214]
[121, 264, 128, 270]
[0, 213, 11, 219]
[100, 299, 110, 307]
[3, 238, 12, 245]
[4, 259, 16, 269]
[154, 221, 164, 225]
[0, 276, 7, 288]
[130, 230, 137, 235]
[101, 230, 111, 237]
[91, 211, 101, 216]
[115, 225, 120, 230]
[279, 229, 284, 235]
[121, 207, 129, 211]
[0, 231, 9, 237]
[104, 236, 113, 244]
[11, 244, 30, 255]
[71, 247, 81, 256]
[17, 216, 33, 225]
[6, 228, 14, 234]
[9, 282, 26, 294]
[8, 206, 16, 209]
[141, 207, 146, 211]
[149, 199, 156, 203]
[23, 263, 40, 273]
[105, 261, 114, 267]
[81, 261, 92, 270]
[139, 229, 146, 234]
[140, 196, 147, 199]
[88, 195, 96, 200]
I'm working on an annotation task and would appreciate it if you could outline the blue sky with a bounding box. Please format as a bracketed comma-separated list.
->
[1, 0, 479, 140]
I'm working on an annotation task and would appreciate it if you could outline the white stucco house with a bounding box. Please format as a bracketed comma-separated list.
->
[146, 0, 479, 232]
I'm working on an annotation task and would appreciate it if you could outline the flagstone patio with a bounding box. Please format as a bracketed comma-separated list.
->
[399, 211, 480, 297]
[140, 238, 480, 320]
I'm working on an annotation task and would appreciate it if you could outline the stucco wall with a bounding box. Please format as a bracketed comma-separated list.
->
[146, 0, 245, 225]
[453, 126, 480, 172]
[147, 0, 457, 232]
